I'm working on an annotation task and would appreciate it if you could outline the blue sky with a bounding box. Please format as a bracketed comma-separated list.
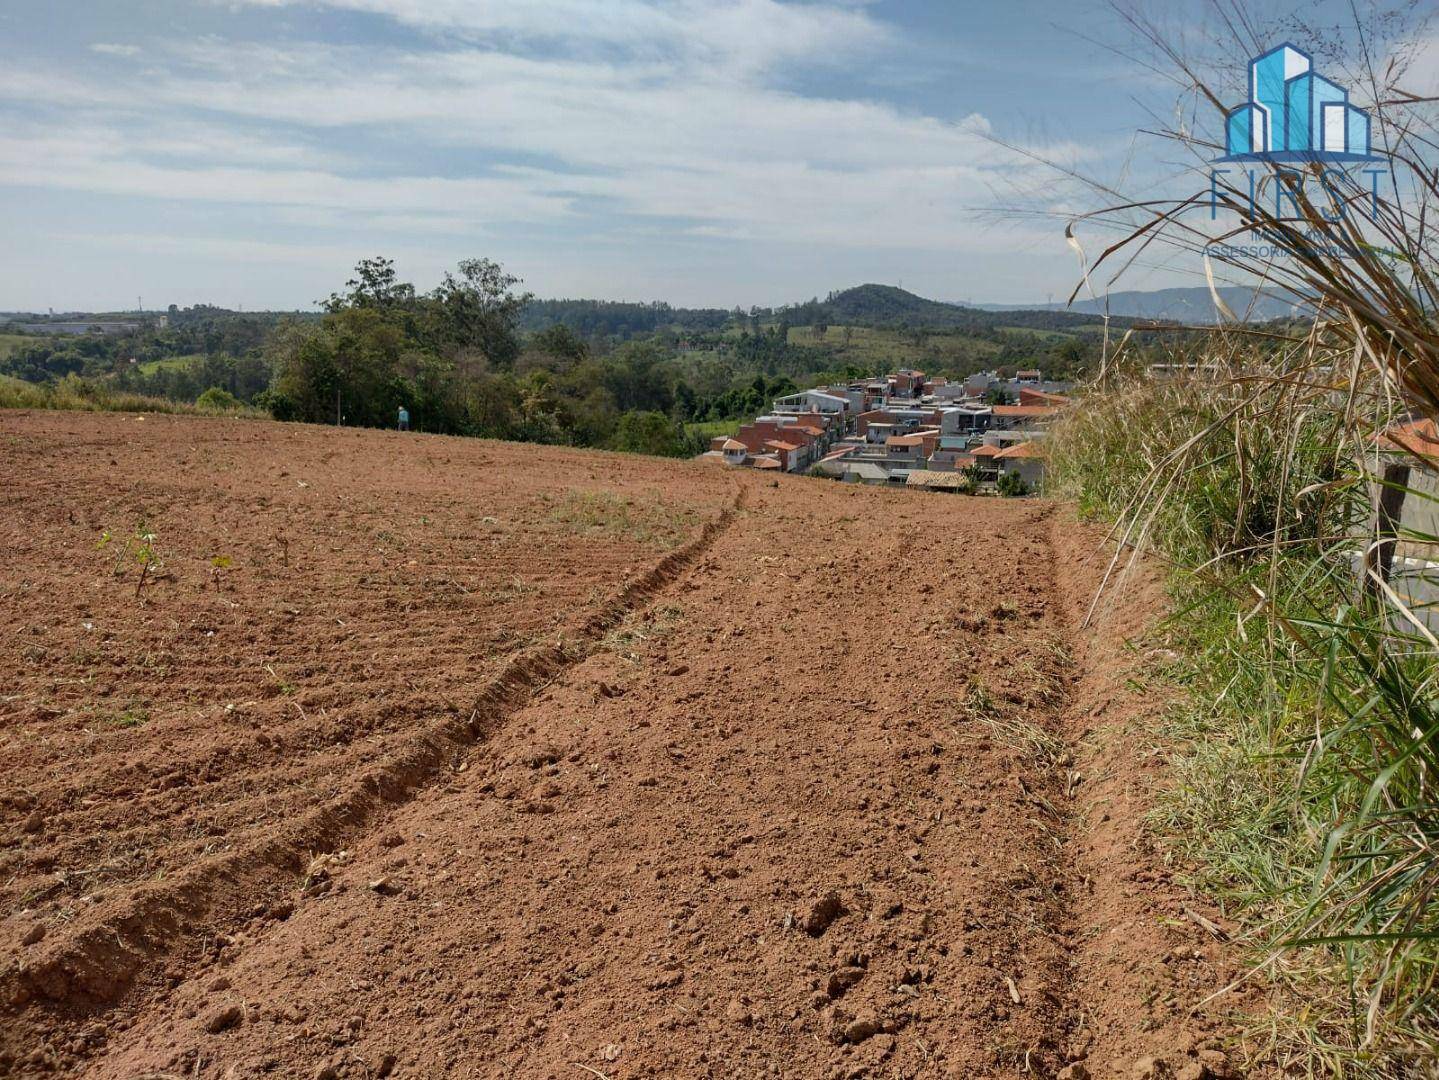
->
[2, 0, 1431, 311]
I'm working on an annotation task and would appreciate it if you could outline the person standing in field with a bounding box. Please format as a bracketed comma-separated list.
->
[398, 405, 410, 432]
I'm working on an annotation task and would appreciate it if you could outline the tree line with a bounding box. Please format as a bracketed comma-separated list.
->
[1, 255, 1113, 458]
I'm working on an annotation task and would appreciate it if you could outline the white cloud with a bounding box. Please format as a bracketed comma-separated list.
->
[126, 41, 1044, 175]
[1398, 32, 1439, 96]
[224, 0, 886, 73]
[0, 128, 571, 226]
[89, 43, 142, 57]
[54, 230, 433, 267]
[2, 0, 1094, 304]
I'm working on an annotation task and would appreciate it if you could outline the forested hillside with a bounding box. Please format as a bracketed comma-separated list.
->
[1, 259, 1142, 456]
[518, 298, 731, 339]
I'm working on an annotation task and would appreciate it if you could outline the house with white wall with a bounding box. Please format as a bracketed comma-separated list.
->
[772, 389, 849, 417]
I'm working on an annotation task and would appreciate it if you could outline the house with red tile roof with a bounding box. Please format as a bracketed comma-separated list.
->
[885, 429, 941, 468]
[966, 441, 1003, 479]
[1378, 417, 1439, 461]
[994, 440, 1045, 489]
[764, 439, 803, 471]
[991, 404, 1061, 430]
[727, 420, 827, 472]
[926, 450, 976, 472]
[1018, 388, 1072, 407]
[720, 438, 749, 466]
[1373, 419, 1439, 573]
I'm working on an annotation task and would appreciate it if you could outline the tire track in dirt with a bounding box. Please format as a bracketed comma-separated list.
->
[4, 449, 1256, 1078]
[4, 427, 736, 965]
[957, 501, 1082, 1074]
[64, 482, 1093, 1079]
[2, 481, 746, 1035]
[928, 506, 1249, 1080]
[1040, 510, 1249, 1080]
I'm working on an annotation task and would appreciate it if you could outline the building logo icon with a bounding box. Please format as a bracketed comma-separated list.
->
[1220, 43, 1378, 161]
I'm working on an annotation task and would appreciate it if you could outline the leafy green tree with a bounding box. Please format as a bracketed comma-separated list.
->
[513, 376, 567, 443]
[673, 380, 698, 420]
[611, 410, 684, 457]
[530, 323, 589, 364]
[454, 371, 520, 437]
[602, 341, 673, 413]
[322, 256, 416, 313]
[269, 256, 530, 432]
[984, 385, 1015, 406]
[255, 386, 298, 421]
[423, 258, 531, 368]
[561, 384, 620, 446]
[196, 386, 241, 410]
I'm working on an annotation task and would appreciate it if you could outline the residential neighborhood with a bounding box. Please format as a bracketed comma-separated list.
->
[701, 367, 1070, 494]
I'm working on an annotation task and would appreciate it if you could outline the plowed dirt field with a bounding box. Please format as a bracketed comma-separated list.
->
[1, 412, 1252, 1079]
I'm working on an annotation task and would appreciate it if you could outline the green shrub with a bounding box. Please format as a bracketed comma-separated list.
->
[995, 470, 1030, 497]
[0, 374, 262, 418]
[254, 387, 299, 421]
[196, 386, 242, 411]
[610, 410, 685, 457]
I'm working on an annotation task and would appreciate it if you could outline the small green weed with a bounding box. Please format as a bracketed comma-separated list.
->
[97, 524, 162, 598]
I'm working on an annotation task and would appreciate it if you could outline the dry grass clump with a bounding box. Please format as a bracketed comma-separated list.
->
[0, 374, 263, 417]
[1041, 4, 1439, 1070]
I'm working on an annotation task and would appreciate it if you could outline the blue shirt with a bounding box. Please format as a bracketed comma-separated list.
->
[398, 408, 409, 423]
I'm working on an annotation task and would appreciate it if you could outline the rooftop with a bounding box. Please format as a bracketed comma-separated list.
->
[1379, 418, 1439, 461]
[995, 441, 1043, 459]
[906, 471, 971, 490]
[993, 405, 1061, 418]
[1019, 389, 1071, 406]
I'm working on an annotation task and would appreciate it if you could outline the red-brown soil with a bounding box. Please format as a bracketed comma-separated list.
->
[1, 412, 1251, 1078]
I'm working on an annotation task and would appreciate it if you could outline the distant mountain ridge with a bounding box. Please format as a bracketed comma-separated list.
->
[7, 284, 1305, 338]
[797, 283, 1304, 328]
[796, 284, 1130, 332]
[503, 282, 1308, 339]
[511, 283, 1123, 339]
[976, 285, 1308, 323]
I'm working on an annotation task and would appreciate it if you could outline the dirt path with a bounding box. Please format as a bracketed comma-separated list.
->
[1, 415, 1247, 1078]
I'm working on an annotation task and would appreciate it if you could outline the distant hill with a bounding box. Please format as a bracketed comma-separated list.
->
[515, 284, 1134, 340]
[979, 285, 1308, 323]
[823, 284, 963, 325]
[814, 284, 1126, 332]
